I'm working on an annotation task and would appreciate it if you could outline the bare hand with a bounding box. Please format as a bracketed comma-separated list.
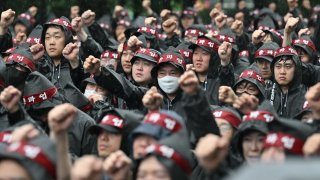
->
[0, 9, 15, 33]
[305, 82, 320, 119]
[160, 9, 171, 20]
[252, 30, 266, 45]
[214, 13, 227, 30]
[81, 9, 96, 26]
[218, 86, 238, 104]
[303, 133, 320, 156]
[71, 17, 83, 32]
[178, 71, 200, 95]
[30, 44, 45, 61]
[144, 17, 157, 26]
[71, 155, 103, 180]
[142, 86, 163, 111]
[231, 20, 243, 36]
[10, 124, 39, 143]
[63, 43, 80, 68]
[103, 150, 132, 180]
[298, 28, 311, 37]
[218, 42, 232, 65]
[284, 17, 299, 34]
[0, 86, 21, 113]
[127, 35, 143, 50]
[195, 134, 229, 172]
[233, 94, 259, 114]
[83, 55, 101, 76]
[209, 8, 220, 20]
[48, 103, 76, 135]
[162, 18, 177, 35]
[15, 32, 27, 44]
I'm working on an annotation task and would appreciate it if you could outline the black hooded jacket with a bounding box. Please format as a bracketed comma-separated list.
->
[266, 55, 307, 118]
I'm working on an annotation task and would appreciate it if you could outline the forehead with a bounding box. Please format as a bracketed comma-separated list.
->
[45, 26, 64, 34]
[158, 63, 178, 72]
[194, 47, 209, 53]
[238, 80, 256, 87]
[275, 59, 294, 65]
[243, 131, 264, 138]
[139, 156, 167, 170]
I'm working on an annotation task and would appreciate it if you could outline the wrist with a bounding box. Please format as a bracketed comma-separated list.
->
[220, 59, 230, 66]
[69, 58, 80, 69]
[77, 29, 88, 42]
[0, 26, 8, 35]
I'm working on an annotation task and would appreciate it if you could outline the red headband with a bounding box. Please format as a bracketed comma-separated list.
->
[182, 10, 197, 16]
[255, 49, 274, 58]
[50, 18, 73, 32]
[138, 26, 158, 37]
[264, 132, 304, 155]
[238, 50, 249, 58]
[19, 13, 35, 25]
[117, 19, 130, 27]
[195, 38, 219, 52]
[179, 49, 193, 59]
[7, 141, 56, 179]
[292, 39, 316, 52]
[258, 26, 283, 41]
[144, 112, 182, 133]
[239, 70, 265, 85]
[243, 111, 275, 122]
[274, 46, 298, 57]
[213, 110, 241, 128]
[23, 87, 58, 106]
[100, 114, 124, 129]
[0, 132, 12, 143]
[7, 54, 36, 71]
[159, 53, 186, 70]
[101, 51, 119, 60]
[135, 48, 160, 62]
[216, 34, 235, 44]
[26, 37, 41, 45]
[185, 29, 204, 37]
[145, 144, 192, 174]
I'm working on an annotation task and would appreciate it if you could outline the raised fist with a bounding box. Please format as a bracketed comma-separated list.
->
[218, 41, 232, 65]
[0, 86, 21, 113]
[178, 70, 200, 95]
[84, 55, 101, 76]
[142, 86, 163, 111]
[48, 103, 76, 135]
[252, 30, 266, 45]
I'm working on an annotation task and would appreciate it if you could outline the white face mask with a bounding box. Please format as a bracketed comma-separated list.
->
[84, 89, 96, 98]
[158, 76, 180, 94]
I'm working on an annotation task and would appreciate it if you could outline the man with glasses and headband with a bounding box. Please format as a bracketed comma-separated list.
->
[268, 46, 307, 118]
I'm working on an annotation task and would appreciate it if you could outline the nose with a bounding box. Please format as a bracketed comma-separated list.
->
[48, 37, 55, 45]
[262, 61, 268, 68]
[250, 141, 259, 151]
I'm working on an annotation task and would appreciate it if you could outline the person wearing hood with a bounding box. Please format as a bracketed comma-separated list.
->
[12, 11, 36, 46]
[0, 9, 15, 57]
[189, 36, 235, 105]
[183, 24, 207, 43]
[37, 16, 85, 90]
[180, 7, 198, 38]
[89, 108, 142, 158]
[267, 46, 307, 118]
[22, 71, 96, 158]
[261, 117, 315, 162]
[292, 34, 319, 65]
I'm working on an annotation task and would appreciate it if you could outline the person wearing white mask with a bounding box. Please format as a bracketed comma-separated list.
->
[150, 47, 186, 111]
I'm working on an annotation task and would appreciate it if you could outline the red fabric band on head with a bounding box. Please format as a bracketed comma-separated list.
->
[23, 87, 58, 106]
[158, 53, 186, 70]
[239, 50, 249, 58]
[212, 110, 241, 128]
[239, 70, 265, 85]
[195, 38, 219, 52]
[255, 49, 274, 58]
[26, 37, 41, 45]
[258, 26, 283, 41]
[264, 132, 304, 155]
[7, 141, 56, 179]
[101, 51, 119, 60]
[145, 144, 192, 174]
[19, 13, 35, 25]
[292, 39, 316, 52]
[50, 18, 73, 32]
[182, 10, 197, 16]
[7, 54, 36, 71]
[243, 111, 275, 123]
[135, 48, 160, 62]
[185, 29, 204, 37]
[216, 34, 235, 44]
[0, 132, 12, 143]
[274, 46, 298, 57]
[100, 114, 124, 129]
[138, 26, 158, 37]
[143, 112, 182, 133]
[179, 49, 193, 59]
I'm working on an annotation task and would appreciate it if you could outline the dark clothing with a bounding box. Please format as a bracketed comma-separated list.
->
[0, 31, 13, 53]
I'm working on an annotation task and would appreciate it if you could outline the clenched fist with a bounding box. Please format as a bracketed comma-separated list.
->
[84, 55, 101, 76]
[252, 29, 266, 45]
[0, 86, 21, 113]
[142, 86, 163, 111]
[231, 20, 243, 36]
[162, 18, 177, 36]
[103, 151, 132, 180]
[218, 42, 232, 65]
[233, 94, 259, 114]
[218, 86, 238, 104]
[30, 44, 45, 61]
[63, 43, 80, 69]
[0, 9, 15, 35]
[284, 17, 299, 34]
[81, 10, 96, 26]
[178, 70, 200, 95]
[305, 83, 320, 119]
[48, 103, 76, 135]
[71, 155, 103, 180]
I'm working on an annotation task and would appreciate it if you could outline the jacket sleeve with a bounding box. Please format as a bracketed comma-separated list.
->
[163, 33, 181, 48]
[94, 67, 147, 109]
[301, 63, 320, 87]
[181, 89, 220, 145]
[218, 64, 235, 87]
[235, 33, 251, 52]
[69, 61, 86, 89]
[80, 35, 104, 58]
[0, 31, 13, 53]
[87, 22, 113, 50]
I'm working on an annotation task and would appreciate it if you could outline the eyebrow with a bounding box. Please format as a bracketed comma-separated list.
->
[45, 32, 62, 36]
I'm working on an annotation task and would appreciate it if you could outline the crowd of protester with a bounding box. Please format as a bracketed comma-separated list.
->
[0, 0, 320, 179]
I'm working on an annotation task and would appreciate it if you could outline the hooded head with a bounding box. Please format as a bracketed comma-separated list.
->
[258, 26, 283, 46]
[184, 24, 207, 43]
[271, 46, 302, 91]
[0, 135, 57, 180]
[5, 45, 35, 90]
[180, 7, 197, 30]
[261, 118, 315, 162]
[13, 11, 35, 35]
[233, 110, 276, 163]
[254, 42, 279, 79]
[23, 72, 65, 122]
[89, 108, 142, 157]
[151, 47, 185, 95]
[131, 110, 186, 159]
[176, 41, 193, 64]
[26, 25, 43, 46]
[233, 67, 266, 101]
[292, 35, 318, 64]
[135, 128, 192, 180]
